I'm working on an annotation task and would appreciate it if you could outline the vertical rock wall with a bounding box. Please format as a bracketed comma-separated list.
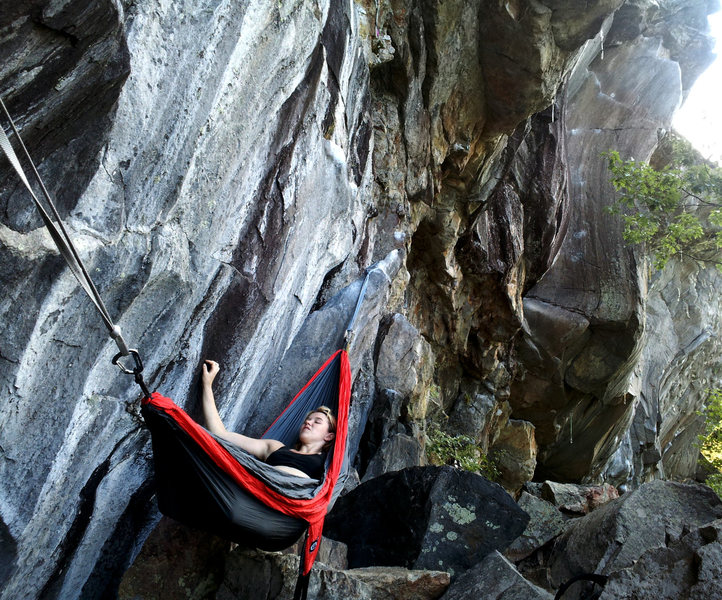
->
[515, 0, 721, 486]
[363, 0, 719, 491]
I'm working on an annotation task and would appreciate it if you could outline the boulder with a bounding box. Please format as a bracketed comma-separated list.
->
[283, 536, 349, 571]
[537, 480, 619, 517]
[362, 432, 425, 481]
[218, 549, 450, 600]
[598, 519, 722, 600]
[324, 466, 529, 575]
[446, 389, 537, 495]
[441, 551, 553, 600]
[375, 313, 435, 420]
[358, 313, 434, 484]
[120, 519, 449, 600]
[327, 567, 450, 600]
[358, 386, 426, 482]
[118, 517, 231, 600]
[446, 390, 498, 443]
[547, 480, 722, 593]
[490, 419, 538, 496]
[505, 492, 566, 562]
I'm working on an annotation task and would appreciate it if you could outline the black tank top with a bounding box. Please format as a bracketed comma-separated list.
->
[266, 446, 326, 480]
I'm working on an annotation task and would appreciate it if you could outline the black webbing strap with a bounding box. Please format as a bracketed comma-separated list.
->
[554, 573, 608, 600]
[293, 531, 313, 600]
[293, 572, 310, 600]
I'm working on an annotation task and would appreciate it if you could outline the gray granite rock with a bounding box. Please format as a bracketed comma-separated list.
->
[441, 551, 553, 600]
[1, 2, 373, 598]
[362, 432, 425, 482]
[547, 480, 722, 593]
[218, 549, 450, 600]
[375, 313, 434, 408]
[514, 0, 722, 487]
[599, 519, 722, 600]
[505, 492, 566, 562]
[538, 481, 620, 517]
[1, 1, 720, 598]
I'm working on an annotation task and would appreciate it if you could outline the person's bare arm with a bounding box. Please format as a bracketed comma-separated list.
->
[201, 360, 282, 460]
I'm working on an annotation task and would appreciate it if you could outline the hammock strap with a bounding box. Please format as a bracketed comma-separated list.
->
[293, 571, 310, 600]
[0, 97, 131, 358]
[343, 269, 370, 349]
[292, 528, 313, 600]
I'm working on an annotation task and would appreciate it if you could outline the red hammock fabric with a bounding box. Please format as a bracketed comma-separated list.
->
[142, 349, 351, 575]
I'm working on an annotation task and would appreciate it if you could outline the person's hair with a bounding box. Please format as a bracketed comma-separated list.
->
[298, 406, 336, 452]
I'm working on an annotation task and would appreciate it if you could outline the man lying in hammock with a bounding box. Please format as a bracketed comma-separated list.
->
[201, 360, 336, 480]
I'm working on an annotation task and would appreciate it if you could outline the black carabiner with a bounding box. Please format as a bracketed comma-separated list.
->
[112, 348, 143, 375]
[112, 349, 151, 399]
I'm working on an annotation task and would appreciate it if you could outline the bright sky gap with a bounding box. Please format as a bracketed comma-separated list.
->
[673, 9, 722, 165]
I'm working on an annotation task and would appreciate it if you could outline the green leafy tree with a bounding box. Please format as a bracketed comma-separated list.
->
[604, 140, 722, 270]
[605, 138, 722, 497]
[699, 389, 722, 498]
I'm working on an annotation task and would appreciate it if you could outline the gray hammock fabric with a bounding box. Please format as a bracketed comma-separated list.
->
[215, 436, 339, 500]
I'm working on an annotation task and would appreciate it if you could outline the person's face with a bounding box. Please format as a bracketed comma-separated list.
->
[299, 412, 335, 446]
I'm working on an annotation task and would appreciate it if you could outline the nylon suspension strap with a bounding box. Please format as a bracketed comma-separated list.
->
[343, 269, 370, 350]
[0, 97, 150, 397]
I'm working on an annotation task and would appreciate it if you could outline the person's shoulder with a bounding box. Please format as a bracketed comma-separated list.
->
[265, 439, 284, 455]
[260, 440, 285, 460]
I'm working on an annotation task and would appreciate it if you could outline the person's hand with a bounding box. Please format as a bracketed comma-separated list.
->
[202, 360, 220, 386]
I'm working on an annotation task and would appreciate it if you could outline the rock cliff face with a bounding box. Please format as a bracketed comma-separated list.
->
[0, 0, 719, 598]
[517, 2, 722, 487]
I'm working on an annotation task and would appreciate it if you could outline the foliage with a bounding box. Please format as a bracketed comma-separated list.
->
[604, 140, 722, 270]
[426, 425, 500, 481]
[699, 388, 722, 499]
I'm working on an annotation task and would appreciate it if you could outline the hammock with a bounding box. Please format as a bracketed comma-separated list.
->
[140, 348, 352, 597]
